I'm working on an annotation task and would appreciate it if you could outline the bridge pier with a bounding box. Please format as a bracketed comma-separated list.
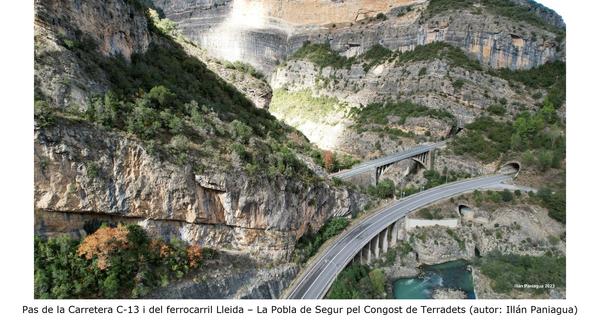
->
[357, 218, 408, 266]
[381, 228, 389, 254]
[390, 221, 399, 247]
[360, 246, 367, 264]
[371, 237, 380, 260]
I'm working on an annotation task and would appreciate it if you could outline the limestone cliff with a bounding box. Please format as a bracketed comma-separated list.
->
[35, 0, 271, 110]
[34, 0, 367, 264]
[152, 0, 565, 73]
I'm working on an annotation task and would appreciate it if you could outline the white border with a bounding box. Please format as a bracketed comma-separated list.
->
[1, 1, 599, 320]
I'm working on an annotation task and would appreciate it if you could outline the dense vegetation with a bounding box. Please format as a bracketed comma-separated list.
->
[452, 98, 565, 169]
[35, 8, 322, 184]
[477, 252, 566, 293]
[491, 60, 566, 107]
[423, 169, 471, 189]
[34, 224, 204, 299]
[367, 178, 396, 199]
[352, 100, 455, 128]
[534, 187, 566, 224]
[451, 116, 512, 162]
[291, 42, 354, 69]
[314, 150, 360, 173]
[223, 60, 266, 80]
[425, 0, 565, 35]
[394, 42, 483, 71]
[293, 218, 350, 264]
[327, 264, 386, 299]
[361, 44, 394, 71]
[472, 189, 518, 205]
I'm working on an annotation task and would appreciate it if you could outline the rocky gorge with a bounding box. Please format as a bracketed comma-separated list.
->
[33, 0, 566, 300]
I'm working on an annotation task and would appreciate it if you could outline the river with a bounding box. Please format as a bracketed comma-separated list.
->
[392, 260, 475, 299]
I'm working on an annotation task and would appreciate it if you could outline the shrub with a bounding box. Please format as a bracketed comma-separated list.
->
[361, 44, 394, 71]
[293, 217, 349, 263]
[452, 79, 465, 90]
[224, 61, 265, 80]
[488, 104, 506, 116]
[501, 189, 513, 202]
[375, 13, 387, 21]
[34, 100, 55, 128]
[147, 85, 176, 108]
[160, 110, 184, 135]
[536, 188, 566, 224]
[368, 179, 395, 199]
[34, 225, 203, 298]
[86, 162, 100, 179]
[292, 42, 354, 69]
[352, 100, 454, 127]
[230, 119, 253, 143]
[127, 100, 161, 140]
[327, 264, 386, 299]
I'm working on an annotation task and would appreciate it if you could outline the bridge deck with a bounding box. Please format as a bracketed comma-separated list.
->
[331, 142, 442, 179]
[285, 174, 509, 299]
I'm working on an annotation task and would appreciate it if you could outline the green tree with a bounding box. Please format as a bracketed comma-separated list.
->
[368, 179, 395, 199]
[500, 189, 513, 202]
[127, 99, 161, 140]
[147, 85, 175, 108]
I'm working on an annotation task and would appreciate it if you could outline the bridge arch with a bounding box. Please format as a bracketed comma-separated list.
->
[410, 151, 432, 170]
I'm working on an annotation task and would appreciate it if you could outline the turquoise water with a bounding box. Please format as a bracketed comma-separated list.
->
[392, 260, 475, 299]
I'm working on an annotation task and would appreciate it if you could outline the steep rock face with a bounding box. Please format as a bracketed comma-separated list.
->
[34, 0, 150, 109]
[509, 0, 565, 29]
[269, 57, 539, 157]
[35, 0, 151, 60]
[272, 59, 537, 120]
[406, 202, 565, 264]
[152, 0, 564, 73]
[35, 0, 271, 110]
[176, 35, 273, 109]
[35, 119, 365, 261]
[146, 252, 299, 299]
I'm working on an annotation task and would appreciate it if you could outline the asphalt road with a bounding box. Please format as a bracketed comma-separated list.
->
[285, 174, 511, 299]
[330, 142, 444, 179]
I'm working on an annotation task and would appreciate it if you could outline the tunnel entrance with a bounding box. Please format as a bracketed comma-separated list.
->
[499, 161, 521, 177]
[458, 204, 474, 216]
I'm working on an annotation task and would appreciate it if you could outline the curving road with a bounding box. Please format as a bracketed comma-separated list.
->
[285, 174, 511, 299]
[331, 142, 444, 180]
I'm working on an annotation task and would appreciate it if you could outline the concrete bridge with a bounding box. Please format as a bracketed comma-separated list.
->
[285, 174, 518, 299]
[331, 142, 444, 184]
